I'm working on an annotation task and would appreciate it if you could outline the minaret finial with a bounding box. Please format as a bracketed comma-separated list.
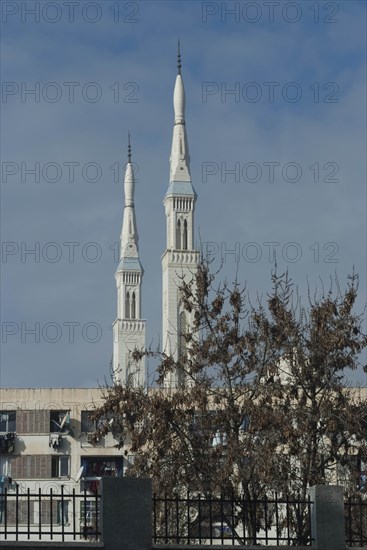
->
[127, 131, 132, 163]
[177, 39, 181, 75]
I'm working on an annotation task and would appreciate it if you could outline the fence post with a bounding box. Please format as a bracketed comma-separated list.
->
[309, 485, 345, 550]
[100, 477, 152, 550]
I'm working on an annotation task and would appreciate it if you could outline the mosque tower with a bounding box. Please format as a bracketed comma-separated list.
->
[112, 135, 146, 387]
[162, 43, 199, 387]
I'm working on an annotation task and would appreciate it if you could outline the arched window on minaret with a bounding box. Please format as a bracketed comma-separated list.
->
[125, 291, 130, 319]
[183, 220, 188, 250]
[176, 219, 181, 250]
[131, 292, 136, 319]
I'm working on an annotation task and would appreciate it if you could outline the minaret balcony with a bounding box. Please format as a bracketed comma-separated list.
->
[163, 249, 200, 265]
[113, 319, 146, 332]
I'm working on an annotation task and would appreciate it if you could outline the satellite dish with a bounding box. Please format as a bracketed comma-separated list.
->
[75, 466, 84, 482]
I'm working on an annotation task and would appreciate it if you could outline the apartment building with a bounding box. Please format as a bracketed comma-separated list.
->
[0, 388, 128, 538]
[0, 387, 128, 489]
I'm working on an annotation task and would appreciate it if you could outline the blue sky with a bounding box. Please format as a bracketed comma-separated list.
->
[1, 0, 366, 387]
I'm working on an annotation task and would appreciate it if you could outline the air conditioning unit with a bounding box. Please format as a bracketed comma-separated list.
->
[0, 432, 16, 453]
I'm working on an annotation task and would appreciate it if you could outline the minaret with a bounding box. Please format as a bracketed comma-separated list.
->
[113, 135, 146, 387]
[162, 42, 199, 388]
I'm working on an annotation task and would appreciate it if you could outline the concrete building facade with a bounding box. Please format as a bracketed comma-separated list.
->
[0, 388, 127, 539]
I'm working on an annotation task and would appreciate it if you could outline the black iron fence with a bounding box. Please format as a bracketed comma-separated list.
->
[1, 485, 366, 547]
[153, 493, 313, 546]
[0, 486, 101, 542]
[345, 496, 367, 547]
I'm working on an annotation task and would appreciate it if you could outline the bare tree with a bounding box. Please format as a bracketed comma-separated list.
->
[91, 262, 367, 544]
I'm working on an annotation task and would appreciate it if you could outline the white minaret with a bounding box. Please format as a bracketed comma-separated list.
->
[113, 135, 146, 387]
[162, 43, 200, 388]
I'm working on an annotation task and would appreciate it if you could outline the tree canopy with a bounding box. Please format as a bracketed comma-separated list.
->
[91, 263, 367, 540]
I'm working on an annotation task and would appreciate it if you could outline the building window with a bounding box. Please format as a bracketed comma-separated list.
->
[51, 455, 69, 478]
[50, 411, 70, 433]
[57, 500, 69, 525]
[183, 219, 188, 250]
[81, 411, 96, 433]
[131, 292, 136, 319]
[81, 457, 123, 479]
[125, 291, 130, 319]
[176, 219, 181, 249]
[0, 412, 16, 433]
[0, 456, 11, 477]
[1, 501, 34, 525]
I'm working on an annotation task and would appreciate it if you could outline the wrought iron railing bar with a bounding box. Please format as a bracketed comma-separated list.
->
[220, 492, 224, 544]
[164, 493, 168, 544]
[27, 488, 30, 540]
[275, 492, 280, 545]
[186, 491, 190, 544]
[198, 493, 202, 544]
[94, 487, 99, 540]
[173, 493, 178, 544]
[4, 488, 8, 539]
[308, 493, 312, 544]
[231, 492, 235, 545]
[264, 494, 268, 545]
[72, 488, 76, 541]
[347, 497, 352, 544]
[358, 496, 364, 546]
[50, 488, 53, 540]
[255, 496, 259, 545]
[241, 493, 246, 544]
[286, 494, 290, 545]
[15, 484, 19, 541]
[209, 492, 213, 545]
[297, 493, 301, 545]
[153, 494, 157, 543]
[61, 484, 65, 542]
[83, 488, 88, 540]
[38, 487, 41, 540]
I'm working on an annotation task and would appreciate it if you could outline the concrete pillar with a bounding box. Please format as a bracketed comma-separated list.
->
[309, 485, 345, 550]
[100, 477, 152, 550]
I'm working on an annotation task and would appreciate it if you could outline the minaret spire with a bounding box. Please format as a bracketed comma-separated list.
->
[121, 133, 138, 256]
[170, 41, 191, 182]
[113, 134, 145, 388]
[162, 47, 199, 388]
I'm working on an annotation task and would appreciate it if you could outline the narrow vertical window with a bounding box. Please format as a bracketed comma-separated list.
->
[131, 292, 136, 319]
[125, 291, 130, 319]
[183, 220, 188, 250]
[176, 219, 181, 250]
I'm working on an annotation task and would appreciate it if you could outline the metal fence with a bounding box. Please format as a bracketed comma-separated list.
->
[0, 486, 101, 542]
[153, 493, 313, 546]
[345, 496, 367, 547]
[2, 485, 366, 547]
